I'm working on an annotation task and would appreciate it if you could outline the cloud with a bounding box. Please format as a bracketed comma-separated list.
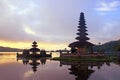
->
[23, 24, 36, 35]
[0, 0, 120, 49]
[91, 21, 120, 43]
[96, 1, 120, 11]
[0, 0, 75, 43]
[0, 0, 42, 42]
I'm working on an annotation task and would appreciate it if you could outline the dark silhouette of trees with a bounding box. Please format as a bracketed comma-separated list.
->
[115, 40, 120, 51]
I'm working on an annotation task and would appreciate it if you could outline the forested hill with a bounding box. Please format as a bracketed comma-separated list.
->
[93, 40, 120, 52]
[0, 46, 22, 52]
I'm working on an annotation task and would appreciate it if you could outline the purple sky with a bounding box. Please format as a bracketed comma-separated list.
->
[0, 0, 120, 49]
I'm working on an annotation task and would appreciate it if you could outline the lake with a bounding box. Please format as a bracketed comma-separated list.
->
[0, 52, 120, 80]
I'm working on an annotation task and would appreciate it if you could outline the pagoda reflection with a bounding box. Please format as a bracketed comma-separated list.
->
[17, 58, 46, 73]
[60, 61, 110, 80]
[29, 59, 40, 72]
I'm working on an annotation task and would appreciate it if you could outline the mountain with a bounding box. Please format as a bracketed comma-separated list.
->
[0, 46, 23, 52]
[93, 40, 120, 52]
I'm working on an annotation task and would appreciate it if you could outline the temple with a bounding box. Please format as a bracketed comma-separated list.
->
[68, 12, 94, 54]
[17, 41, 51, 58]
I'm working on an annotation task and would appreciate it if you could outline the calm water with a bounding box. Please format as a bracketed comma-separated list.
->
[0, 52, 120, 80]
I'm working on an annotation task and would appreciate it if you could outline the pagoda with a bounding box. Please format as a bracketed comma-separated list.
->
[69, 12, 94, 53]
[17, 41, 52, 58]
[29, 41, 40, 54]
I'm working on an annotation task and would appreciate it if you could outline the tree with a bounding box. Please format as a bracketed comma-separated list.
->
[115, 40, 120, 51]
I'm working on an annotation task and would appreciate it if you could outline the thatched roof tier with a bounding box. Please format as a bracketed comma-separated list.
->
[68, 41, 94, 48]
[33, 41, 37, 44]
[29, 48, 40, 52]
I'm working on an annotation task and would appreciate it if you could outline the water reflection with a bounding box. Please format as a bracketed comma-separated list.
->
[1, 53, 120, 80]
[0, 53, 16, 64]
[17, 57, 46, 73]
[60, 61, 111, 80]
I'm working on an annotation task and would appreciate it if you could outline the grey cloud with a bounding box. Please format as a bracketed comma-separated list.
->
[0, 0, 120, 44]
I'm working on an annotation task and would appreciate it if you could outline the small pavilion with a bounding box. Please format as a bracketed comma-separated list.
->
[29, 41, 40, 54]
[68, 12, 94, 54]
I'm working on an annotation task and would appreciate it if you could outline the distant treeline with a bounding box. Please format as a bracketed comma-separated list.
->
[0, 46, 23, 52]
[93, 40, 120, 52]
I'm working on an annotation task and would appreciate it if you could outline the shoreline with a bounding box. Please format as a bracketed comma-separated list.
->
[52, 56, 118, 62]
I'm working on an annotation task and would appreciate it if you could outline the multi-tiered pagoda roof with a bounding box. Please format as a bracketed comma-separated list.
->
[69, 12, 94, 48]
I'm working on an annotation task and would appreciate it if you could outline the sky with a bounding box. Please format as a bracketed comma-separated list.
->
[0, 0, 120, 50]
